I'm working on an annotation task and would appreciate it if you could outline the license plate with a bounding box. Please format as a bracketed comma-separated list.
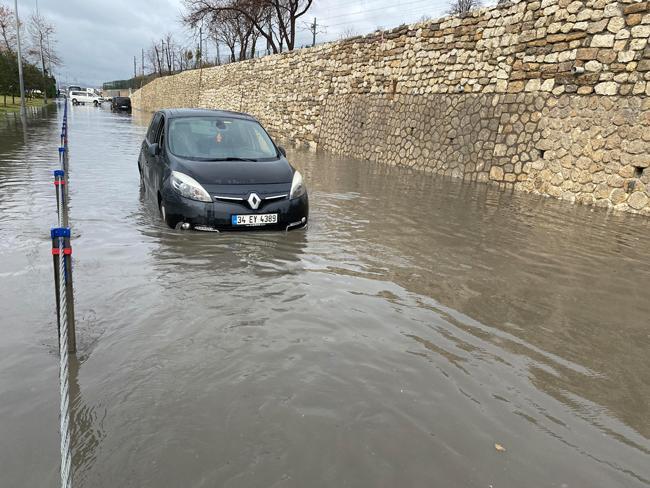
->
[232, 214, 278, 226]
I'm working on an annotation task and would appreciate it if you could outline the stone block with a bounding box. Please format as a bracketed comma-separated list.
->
[576, 47, 598, 59]
[585, 60, 603, 71]
[628, 191, 649, 210]
[609, 188, 628, 204]
[490, 166, 505, 180]
[617, 50, 637, 63]
[631, 25, 650, 38]
[596, 50, 617, 64]
[625, 13, 643, 26]
[607, 17, 626, 33]
[591, 34, 615, 47]
[623, 2, 648, 15]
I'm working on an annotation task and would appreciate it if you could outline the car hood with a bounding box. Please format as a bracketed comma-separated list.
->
[173, 157, 294, 185]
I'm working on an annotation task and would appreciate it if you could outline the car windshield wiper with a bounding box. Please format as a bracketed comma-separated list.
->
[208, 157, 259, 162]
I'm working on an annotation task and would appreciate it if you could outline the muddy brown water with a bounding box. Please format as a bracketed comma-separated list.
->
[0, 103, 649, 487]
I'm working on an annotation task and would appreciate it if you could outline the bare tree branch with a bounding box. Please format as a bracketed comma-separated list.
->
[447, 0, 481, 16]
[0, 4, 16, 52]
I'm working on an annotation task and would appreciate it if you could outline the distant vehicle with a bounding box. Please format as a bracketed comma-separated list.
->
[111, 97, 131, 112]
[138, 108, 309, 231]
[69, 91, 102, 106]
[67, 85, 82, 94]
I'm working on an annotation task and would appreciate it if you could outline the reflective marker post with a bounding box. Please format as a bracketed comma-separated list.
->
[59, 146, 66, 171]
[51, 228, 62, 339]
[54, 170, 66, 226]
[51, 227, 76, 353]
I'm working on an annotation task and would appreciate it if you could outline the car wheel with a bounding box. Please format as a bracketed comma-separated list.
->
[72, 99, 77, 105]
[93, 100, 98, 107]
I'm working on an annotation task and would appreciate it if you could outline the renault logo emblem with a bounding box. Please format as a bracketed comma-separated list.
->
[247, 192, 262, 210]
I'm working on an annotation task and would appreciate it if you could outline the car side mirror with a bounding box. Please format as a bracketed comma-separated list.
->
[278, 146, 287, 158]
[148, 142, 160, 157]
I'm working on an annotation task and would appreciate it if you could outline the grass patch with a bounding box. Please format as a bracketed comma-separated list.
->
[0, 96, 53, 114]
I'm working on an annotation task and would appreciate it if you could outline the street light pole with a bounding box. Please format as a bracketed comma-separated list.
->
[14, 0, 27, 118]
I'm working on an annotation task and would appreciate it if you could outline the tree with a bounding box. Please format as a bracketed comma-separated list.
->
[27, 12, 61, 67]
[338, 27, 357, 41]
[447, 0, 481, 15]
[163, 33, 174, 74]
[209, 13, 238, 62]
[27, 12, 61, 103]
[183, 0, 313, 55]
[0, 48, 55, 101]
[0, 50, 17, 104]
[175, 46, 192, 72]
[207, 8, 260, 61]
[0, 3, 16, 52]
[146, 41, 164, 76]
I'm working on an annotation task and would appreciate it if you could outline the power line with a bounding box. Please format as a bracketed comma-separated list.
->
[315, 0, 434, 22]
[323, 5, 438, 28]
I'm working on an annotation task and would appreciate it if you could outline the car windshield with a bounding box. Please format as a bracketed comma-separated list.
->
[168, 116, 278, 161]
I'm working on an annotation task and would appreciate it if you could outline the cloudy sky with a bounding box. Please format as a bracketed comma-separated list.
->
[20, 0, 456, 87]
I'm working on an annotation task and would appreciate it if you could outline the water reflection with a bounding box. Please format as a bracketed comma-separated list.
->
[69, 355, 106, 486]
[298, 150, 650, 440]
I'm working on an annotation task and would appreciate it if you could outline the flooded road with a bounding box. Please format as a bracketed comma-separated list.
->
[1, 103, 649, 487]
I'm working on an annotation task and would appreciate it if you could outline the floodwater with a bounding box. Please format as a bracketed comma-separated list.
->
[0, 103, 649, 488]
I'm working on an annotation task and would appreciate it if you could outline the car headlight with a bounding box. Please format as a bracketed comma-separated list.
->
[289, 171, 306, 199]
[169, 171, 212, 202]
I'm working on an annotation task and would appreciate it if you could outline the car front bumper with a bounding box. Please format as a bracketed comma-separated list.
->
[161, 188, 309, 232]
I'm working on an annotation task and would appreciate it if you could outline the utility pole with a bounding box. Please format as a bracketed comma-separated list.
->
[141, 48, 144, 77]
[267, 12, 271, 54]
[14, 0, 27, 118]
[199, 27, 203, 69]
[133, 55, 137, 78]
[310, 17, 317, 47]
[266, 12, 273, 55]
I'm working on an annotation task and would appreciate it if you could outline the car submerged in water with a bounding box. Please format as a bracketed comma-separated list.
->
[138, 109, 308, 231]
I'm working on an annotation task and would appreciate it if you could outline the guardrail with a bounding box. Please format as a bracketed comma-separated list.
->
[51, 97, 75, 488]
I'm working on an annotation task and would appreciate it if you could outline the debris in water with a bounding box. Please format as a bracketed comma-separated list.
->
[494, 443, 506, 452]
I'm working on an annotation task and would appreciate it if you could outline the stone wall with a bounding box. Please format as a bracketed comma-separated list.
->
[131, 0, 650, 216]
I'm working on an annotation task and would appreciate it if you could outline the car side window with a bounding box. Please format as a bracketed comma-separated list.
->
[157, 116, 165, 148]
[147, 114, 161, 143]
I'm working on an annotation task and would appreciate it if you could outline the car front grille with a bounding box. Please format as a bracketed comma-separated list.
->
[214, 193, 288, 209]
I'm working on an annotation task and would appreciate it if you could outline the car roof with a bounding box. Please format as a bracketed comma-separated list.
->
[160, 108, 256, 121]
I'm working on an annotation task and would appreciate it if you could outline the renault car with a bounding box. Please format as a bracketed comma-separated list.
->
[138, 109, 308, 231]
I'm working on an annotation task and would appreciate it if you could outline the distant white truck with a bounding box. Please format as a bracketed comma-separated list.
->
[69, 90, 102, 106]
